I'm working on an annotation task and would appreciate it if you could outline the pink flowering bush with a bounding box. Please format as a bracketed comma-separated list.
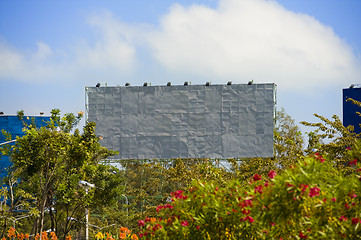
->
[137, 154, 361, 239]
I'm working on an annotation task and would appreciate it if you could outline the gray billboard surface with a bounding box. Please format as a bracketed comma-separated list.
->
[86, 83, 275, 159]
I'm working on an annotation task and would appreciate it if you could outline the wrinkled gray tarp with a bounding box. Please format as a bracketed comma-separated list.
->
[86, 83, 275, 159]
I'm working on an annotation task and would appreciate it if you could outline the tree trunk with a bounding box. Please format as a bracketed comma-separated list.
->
[30, 217, 38, 239]
[39, 190, 48, 240]
[48, 195, 55, 232]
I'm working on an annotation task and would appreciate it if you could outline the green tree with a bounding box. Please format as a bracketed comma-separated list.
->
[274, 108, 304, 164]
[0, 172, 37, 238]
[301, 98, 361, 174]
[8, 109, 121, 239]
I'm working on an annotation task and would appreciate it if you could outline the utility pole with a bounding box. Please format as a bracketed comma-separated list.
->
[78, 181, 95, 240]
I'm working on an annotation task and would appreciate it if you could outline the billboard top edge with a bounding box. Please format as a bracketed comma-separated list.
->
[85, 83, 276, 89]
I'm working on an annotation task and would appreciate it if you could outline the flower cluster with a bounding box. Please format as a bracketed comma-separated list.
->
[1, 227, 138, 240]
[156, 204, 173, 212]
[171, 190, 188, 200]
[136, 155, 361, 239]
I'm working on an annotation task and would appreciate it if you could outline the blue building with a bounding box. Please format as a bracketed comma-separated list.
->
[343, 86, 361, 134]
[0, 115, 51, 178]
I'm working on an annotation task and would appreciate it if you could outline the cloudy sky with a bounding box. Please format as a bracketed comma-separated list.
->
[1, 0, 360, 135]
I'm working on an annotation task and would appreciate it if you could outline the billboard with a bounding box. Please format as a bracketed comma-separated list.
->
[86, 83, 276, 159]
[343, 87, 361, 134]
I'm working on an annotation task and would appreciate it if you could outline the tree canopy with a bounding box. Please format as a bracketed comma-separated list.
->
[1, 109, 122, 239]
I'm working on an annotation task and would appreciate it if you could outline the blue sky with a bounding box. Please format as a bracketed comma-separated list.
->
[1, 0, 360, 137]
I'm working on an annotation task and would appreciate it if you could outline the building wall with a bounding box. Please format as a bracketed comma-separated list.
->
[343, 87, 361, 134]
[86, 83, 276, 159]
[0, 116, 50, 178]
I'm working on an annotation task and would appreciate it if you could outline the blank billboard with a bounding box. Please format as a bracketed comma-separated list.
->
[86, 83, 275, 159]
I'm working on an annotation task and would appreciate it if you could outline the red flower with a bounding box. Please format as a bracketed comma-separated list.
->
[339, 216, 348, 221]
[138, 220, 145, 227]
[152, 224, 162, 231]
[349, 193, 357, 199]
[299, 184, 309, 193]
[253, 174, 262, 182]
[308, 187, 320, 197]
[156, 205, 163, 212]
[239, 199, 253, 208]
[243, 216, 254, 223]
[171, 190, 187, 200]
[264, 180, 269, 187]
[196, 226, 200, 230]
[181, 220, 189, 227]
[349, 159, 357, 165]
[352, 218, 360, 225]
[242, 209, 250, 215]
[254, 185, 263, 194]
[314, 153, 325, 162]
[268, 170, 277, 179]
[157, 204, 174, 212]
[299, 231, 307, 239]
[331, 198, 336, 202]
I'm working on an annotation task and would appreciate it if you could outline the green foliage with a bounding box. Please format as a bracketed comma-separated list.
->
[137, 155, 361, 239]
[274, 108, 304, 166]
[301, 111, 361, 174]
[2, 109, 121, 239]
[112, 159, 234, 231]
[0, 173, 37, 237]
[346, 98, 361, 117]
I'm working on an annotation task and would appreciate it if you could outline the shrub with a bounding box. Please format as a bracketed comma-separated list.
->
[138, 155, 361, 239]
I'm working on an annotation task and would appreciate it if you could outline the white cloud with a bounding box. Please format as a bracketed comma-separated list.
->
[74, 11, 136, 73]
[0, 0, 360, 91]
[0, 42, 24, 77]
[0, 11, 136, 83]
[0, 41, 56, 81]
[147, 0, 361, 90]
